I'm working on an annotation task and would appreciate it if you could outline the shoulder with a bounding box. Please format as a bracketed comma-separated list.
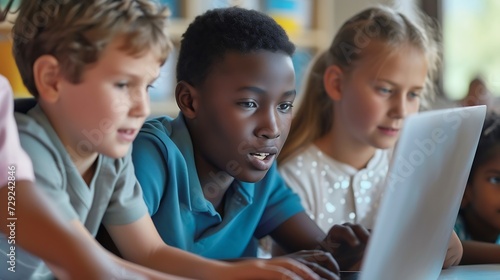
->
[14, 112, 65, 185]
[134, 116, 174, 159]
[141, 116, 175, 137]
[15, 111, 43, 133]
[135, 116, 179, 151]
[15, 112, 56, 155]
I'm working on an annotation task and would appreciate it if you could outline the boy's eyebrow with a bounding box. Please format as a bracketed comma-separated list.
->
[113, 71, 160, 83]
[238, 86, 266, 94]
[238, 86, 296, 97]
[283, 89, 297, 97]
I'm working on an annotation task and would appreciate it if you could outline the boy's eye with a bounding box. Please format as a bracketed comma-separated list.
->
[237, 101, 257, 109]
[115, 82, 129, 89]
[278, 102, 293, 113]
[377, 87, 392, 94]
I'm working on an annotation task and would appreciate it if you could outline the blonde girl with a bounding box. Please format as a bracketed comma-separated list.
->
[278, 6, 462, 268]
[279, 6, 439, 230]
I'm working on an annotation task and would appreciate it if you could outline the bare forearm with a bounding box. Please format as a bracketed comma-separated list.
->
[460, 240, 500, 264]
[131, 245, 229, 279]
[105, 250, 192, 280]
[1, 182, 85, 267]
[270, 213, 326, 253]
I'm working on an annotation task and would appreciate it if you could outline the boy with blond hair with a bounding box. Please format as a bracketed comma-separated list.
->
[0, 1, 318, 279]
[1, 74, 141, 280]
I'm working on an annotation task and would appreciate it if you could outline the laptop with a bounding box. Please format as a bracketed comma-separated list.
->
[341, 106, 486, 280]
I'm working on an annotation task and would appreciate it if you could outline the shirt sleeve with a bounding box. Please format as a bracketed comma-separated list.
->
[15, 116, 79, 221]
[0, 75, 34, 187]
[132, 128, 170, 216]
[102, 150, 149, 225]
[255, 164, 305, 238]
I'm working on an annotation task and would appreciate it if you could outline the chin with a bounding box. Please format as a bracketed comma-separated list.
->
[99, 146, 130, 159]
[235, 170, 267, 183]
[373, 140, 396, 150]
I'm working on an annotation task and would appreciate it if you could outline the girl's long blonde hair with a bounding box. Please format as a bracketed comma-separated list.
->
[279, 5, 441, 165]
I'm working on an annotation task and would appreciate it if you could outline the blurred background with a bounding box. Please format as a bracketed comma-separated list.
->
[1, 0, 499, 116]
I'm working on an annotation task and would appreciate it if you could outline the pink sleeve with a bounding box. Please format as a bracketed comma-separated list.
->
[0, 75, 34, 187]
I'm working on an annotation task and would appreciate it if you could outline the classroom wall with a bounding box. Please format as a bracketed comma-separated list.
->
[0, 0, 419, 114]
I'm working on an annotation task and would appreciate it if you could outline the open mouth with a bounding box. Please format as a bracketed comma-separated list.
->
[118, 129, 135, 135]
[250, 152, 271, 160]
[248, 152, 276, 171]
[117, 129, 137, 142]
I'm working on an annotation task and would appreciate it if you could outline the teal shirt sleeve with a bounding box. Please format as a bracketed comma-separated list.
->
[132, 123, 170, 216]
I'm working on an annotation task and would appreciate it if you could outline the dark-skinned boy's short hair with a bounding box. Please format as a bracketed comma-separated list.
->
[176, 6, 295, 87]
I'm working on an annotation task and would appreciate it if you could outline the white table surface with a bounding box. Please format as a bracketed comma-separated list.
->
[438, 265, 500, 279]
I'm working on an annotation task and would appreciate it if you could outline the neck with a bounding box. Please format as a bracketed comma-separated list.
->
[315, 123, 376, 170]
[42, 103, 99, 185]
[194, 152, 234, 212]
[68, 148, 99, 185]
[463, 210, 500, 243]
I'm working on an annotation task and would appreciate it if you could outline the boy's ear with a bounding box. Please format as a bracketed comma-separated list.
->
[175, 81, 199, 119]
[323, 65, 343, 101]
[33, 55, 61, 103]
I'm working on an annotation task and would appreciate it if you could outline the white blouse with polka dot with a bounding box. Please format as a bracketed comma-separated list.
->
[279, 144, 390, 232]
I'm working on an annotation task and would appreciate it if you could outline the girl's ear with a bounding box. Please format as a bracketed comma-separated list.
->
[175, 81, 199, 119]
[323, 65, 343, 101]
[33, 55, 61, 103]
[460, 185, 473, 208]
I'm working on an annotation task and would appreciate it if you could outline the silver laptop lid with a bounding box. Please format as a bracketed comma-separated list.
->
[359, 106, 486, 280]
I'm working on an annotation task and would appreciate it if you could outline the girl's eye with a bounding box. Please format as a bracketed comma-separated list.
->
[488, 176, 500, 184]
[237, 101, 257, 109]
[278, 103, 294, 113]
[408, 92, 421, 99]
[146, 85, 155, 92]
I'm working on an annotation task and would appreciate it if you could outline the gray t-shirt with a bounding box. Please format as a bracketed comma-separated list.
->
[0, 105, 148, 280]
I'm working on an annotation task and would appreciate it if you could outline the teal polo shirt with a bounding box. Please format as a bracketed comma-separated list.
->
[132, 114, 304, 259]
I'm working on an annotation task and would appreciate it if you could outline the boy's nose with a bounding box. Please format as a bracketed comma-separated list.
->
[130, 90, 150, 118]
[257, 110, 281, 139]
[259, 127, 281, 139]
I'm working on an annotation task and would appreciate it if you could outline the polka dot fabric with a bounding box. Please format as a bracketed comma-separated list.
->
[279, 144, 390, 232]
